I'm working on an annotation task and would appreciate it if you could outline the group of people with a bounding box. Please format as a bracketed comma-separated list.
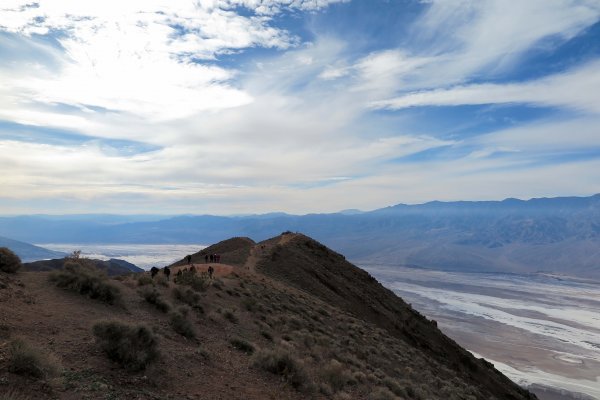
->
[176, 264, 214, 279]
[184, 253, 222, 264]
[205, 254, 221, 263]
[148, 251, 223, 283]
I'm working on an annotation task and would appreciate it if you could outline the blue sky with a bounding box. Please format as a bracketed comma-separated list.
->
[0, 0, 599, 215]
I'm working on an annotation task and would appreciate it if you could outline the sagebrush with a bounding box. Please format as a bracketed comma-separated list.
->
[253, 348, 308, 389]
[0, 247, 21, 273]
[8, 338, 60, 378]
[92, 320, 159, 371]
[50, 260, 121, 305]
[139, 287, 171, 313]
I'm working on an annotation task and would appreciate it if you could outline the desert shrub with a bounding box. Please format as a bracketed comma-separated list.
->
[230, 338, 254, 354]
[320, 359, 354, 392]
[170, 310, 195, 339]
[242, 297, 256, 311]
[223, 309, 238, 323]
[176, 272, 209, 292]
[253, 348, 308, 389]
[172, 287, 204, 313]
[383, 377, 404, 396]
[369, 387, 397, 400]
[8, 338, 59, 378]
[0, 247, 22, 273]
[212, 279, 223, 290]
[50, 260, 121, 305]
[92, 321, 159, 371]
[0, 389, 30, 400]
[138, 287, 171, 313]
[260, 330, 273, 341]
[155, 275, 169, 287]
[137, 275, 153, 286]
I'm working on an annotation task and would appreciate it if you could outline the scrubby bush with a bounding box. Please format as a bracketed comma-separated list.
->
[0, 389, 30, 400]
[383, 377, 404, 396]
[137, 275, 153, 286]
[0, 247, 21, 273]
[172, 287, 204, 313]
[369, 387, 397, 400]
[320, 359, 354, 392]
[92, 321, 159, 371]
[230, 338, 254, 354]
[169, 309, 195, 339]
[176, 272, 209, 292]
[253, 348, 308, 389]
[155, 275, 169, 287]
[50, 260, 121, 305]
[8, 338, 60, 378]
[223, 309, 238, 323]
[242, 297, 257, 311]
[138, 287, 171, 313]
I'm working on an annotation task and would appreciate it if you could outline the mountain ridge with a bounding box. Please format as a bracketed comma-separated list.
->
[0, 194, 598, 277]
[0, 232, 538, 399]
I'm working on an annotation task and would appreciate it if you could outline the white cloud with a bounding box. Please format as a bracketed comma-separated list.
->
[410, 0, 600, 85]
[0, 0, 599, 214]
[0, 0, 345, 123]
[371, 59, 600, 113]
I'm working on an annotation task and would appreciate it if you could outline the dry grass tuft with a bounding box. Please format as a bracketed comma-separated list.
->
[8, 338, 60, 379]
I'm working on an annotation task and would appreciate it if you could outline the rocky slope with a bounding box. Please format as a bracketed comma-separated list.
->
[0, 233, 536, 399]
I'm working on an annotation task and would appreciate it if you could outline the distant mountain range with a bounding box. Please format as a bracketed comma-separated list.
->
[0, 194, 598, 277]
[0, 235, 65, 262]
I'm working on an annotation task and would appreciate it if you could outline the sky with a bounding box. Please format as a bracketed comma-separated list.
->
[0, 0, 599, 215]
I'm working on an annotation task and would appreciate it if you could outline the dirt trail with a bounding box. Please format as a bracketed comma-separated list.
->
[243, 233, 294, 272]
[171, 263, 233, 277]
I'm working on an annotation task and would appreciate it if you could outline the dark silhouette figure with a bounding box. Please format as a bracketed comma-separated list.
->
[208, 265, 214, 279]
[163, 266, 171, 281]
[150, 266, 159, 278]
[204, 254, 208, 263]
[190, 266, 196, 274]
[209, 254, 214, 262]
[186, 255, 192, 265]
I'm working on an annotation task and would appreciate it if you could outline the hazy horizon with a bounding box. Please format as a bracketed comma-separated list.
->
[1, 1, 599, 215]
[0, 193, 598, 218]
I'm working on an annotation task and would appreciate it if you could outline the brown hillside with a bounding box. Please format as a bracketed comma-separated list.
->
[256, 232, 536, 400]
[172, 237, 255, 268]
[0, 233, 537, 400]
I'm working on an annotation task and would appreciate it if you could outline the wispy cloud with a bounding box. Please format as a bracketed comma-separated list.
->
[370, 59, 600, 114]
[0, 0, 598, 214]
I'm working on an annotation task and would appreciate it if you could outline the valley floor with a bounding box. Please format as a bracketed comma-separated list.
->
[361, 264, 600, 400]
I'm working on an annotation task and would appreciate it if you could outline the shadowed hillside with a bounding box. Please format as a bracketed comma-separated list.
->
[171, 237, 255, 268]
[23, 257, 143, 276]
[0, 233, 537, 399]
[0, 236, 65, 262]
[257, 233, 536, 400]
